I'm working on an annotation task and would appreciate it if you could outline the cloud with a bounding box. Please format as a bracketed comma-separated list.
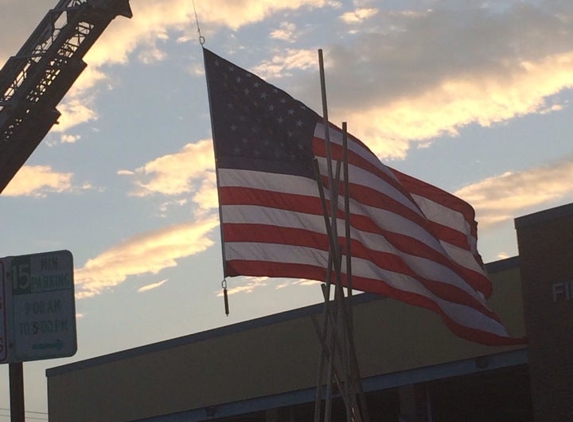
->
[78, 0, 332, 69]
[0, 0, 337, 137]
[497, 252, 511, 260]
[292, 279, 322, 287]
[340, 8, 379, 24]
[218, 277, 269, 296]
[138, 44, 168, 64]
[6, 1, 573, 163]
[191, 172, 219, 216]
[276, 278, 321, 289]
[137, 279, 168, 293]
[270, 22, 297, 42]
[198, 0, 336, 30]
[252, 49, 317, 79]
[54, 99, 99, 133]
[159, 2, 573, 161]
[218, 276, 320, 296]
[121, 139, 219, 217]
[2, 166, 74, 197]
[76, 0, 334, 76]
[455, 157, 573, 228]
[156, 198, 190, 219]
[282, 2, 573, 159]
[75, 217, 219, 298]
[60, 134, 81, 144]
[123, 139, 214, 197]
[336, 51, 573, 159]
[117, 170, 135, 176]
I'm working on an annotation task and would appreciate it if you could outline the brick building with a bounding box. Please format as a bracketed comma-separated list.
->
[516, 203, 573, 421]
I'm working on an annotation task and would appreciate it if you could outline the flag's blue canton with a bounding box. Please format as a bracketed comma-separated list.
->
[204, 49, 319, 178]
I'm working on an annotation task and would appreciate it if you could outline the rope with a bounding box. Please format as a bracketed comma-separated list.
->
[191, 0, 205, 45]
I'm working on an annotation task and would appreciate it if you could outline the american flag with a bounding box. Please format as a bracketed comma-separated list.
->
[204, 48, 521, 345]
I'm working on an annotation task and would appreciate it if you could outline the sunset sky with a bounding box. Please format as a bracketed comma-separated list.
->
[1, 0, 573, 418]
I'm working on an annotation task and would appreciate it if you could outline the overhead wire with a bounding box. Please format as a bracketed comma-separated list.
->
[0, 407, 47, 415]
[0, 416, 48, 421]
[0, 407, 48, 420]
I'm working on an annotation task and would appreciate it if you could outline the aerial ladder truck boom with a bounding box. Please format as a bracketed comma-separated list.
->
[0, 0, 132, 193]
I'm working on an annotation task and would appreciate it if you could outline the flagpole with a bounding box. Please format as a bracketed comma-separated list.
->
[317, 49, 338, 422]
[312, 157, 339, 422]
[318, 49, 338, 263]
[341, 123, 371, 422]
[342, 123, 352, 301]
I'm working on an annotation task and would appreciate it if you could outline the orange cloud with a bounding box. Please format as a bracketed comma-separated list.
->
[137, 279, 169, 293]
[75, 216, 219, 298]
[340, 8, 379, 24]
[123, 139, 215, 197]
[330, 52, 573, 159]
[2, 166, 74, 197]
[455, 158, 573, 228]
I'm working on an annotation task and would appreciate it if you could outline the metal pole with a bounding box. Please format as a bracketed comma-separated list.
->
[318, 49, 338, 258]
[342, 123, 352, 301]
[9, 362, 25, 422]
[317, 50, 336, 422]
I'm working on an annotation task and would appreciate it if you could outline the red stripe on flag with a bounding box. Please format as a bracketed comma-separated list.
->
[219, 186, 324, 215]
[223, 223, 498, 320]
[225, 260, 327, 282]
[391, 168, 478, 238]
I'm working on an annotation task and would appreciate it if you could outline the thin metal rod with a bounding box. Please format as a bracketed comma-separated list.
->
[342, 122, 355, 417]
[318, 49, 341, 422]
[313, 159, 336, 290]
[342, 123, 352, 299]
[311, 311, 353, 413]
[313, 257, 333, 422]
[312, 159, 335, 422]
[313, 331, 325, 422]
[312, 163, 356, 422]
[318, 286, 352, 422]
[324, 324, 335, 422]
[318, 49, 338, 261]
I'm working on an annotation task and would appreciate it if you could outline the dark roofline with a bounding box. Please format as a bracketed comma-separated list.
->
[485, 256, 519, 274]
[46, 292, 382, 377]
[515, 202, 573, 229]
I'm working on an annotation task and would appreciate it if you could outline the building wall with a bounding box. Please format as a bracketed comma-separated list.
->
[47, 261, 525, 422]
[516, 203, 573, 422]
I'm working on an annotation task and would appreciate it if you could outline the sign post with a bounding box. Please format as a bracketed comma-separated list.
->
[0, 261, 7, 363]
[9, 363, 24, 422]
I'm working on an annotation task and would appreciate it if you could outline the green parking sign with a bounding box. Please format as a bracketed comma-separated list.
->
[1, 250, 77, 363]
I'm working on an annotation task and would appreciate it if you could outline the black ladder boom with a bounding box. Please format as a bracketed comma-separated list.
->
[0, 0, 132, 193]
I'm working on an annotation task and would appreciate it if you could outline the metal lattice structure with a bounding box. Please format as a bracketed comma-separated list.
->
[0, 0, 132, 193]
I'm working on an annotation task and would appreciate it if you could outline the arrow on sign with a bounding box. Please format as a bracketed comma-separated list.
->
[32, 338, 64, 351]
